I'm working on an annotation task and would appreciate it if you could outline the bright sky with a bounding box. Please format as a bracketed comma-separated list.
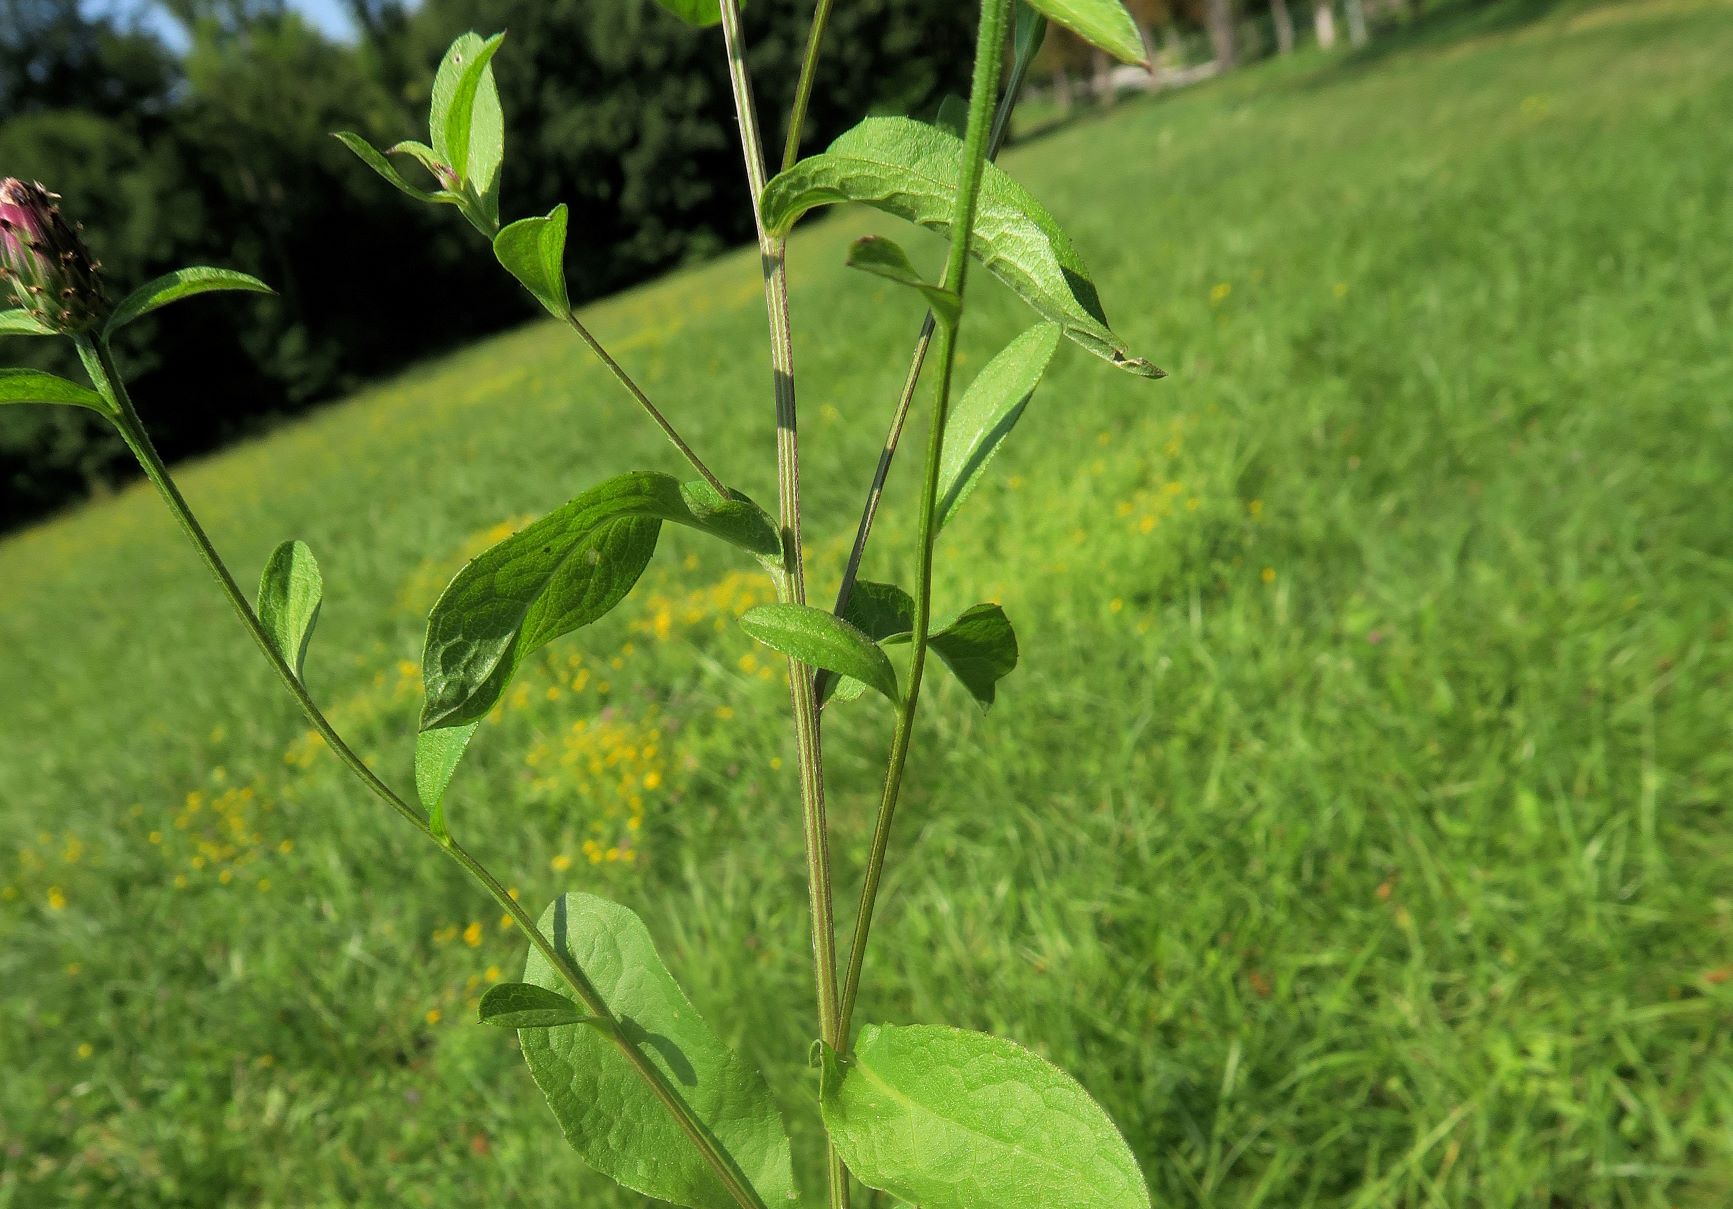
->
[87, 1, 363, 49]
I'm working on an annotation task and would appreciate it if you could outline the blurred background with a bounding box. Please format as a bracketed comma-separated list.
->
[4, 0, 1732, 1206]
[16, 0, 1407, 531]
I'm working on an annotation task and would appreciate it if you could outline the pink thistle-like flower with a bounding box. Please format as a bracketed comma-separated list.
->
[0, 179, 109, 333]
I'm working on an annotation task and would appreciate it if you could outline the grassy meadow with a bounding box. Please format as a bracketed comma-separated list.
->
[4, 0, 1733, 1204]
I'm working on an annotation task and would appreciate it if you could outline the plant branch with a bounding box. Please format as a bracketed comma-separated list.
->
[781, 0, 838, 172]
[818, 11, 1045, 703]
[836, 0, 1013, 1044]
[562, 310, 727, 495]
[78, 337, 768, 1209]
[717, 4, 847, 1206]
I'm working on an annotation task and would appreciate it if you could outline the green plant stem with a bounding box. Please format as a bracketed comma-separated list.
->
[820, 14, 1044, 701]
[562, 309, 727, 496]
[717, 4, 848, 1207]
[781, 0, 837, 172]
[77, 336, 769, 1209]
[836, 0, 1012, 1045]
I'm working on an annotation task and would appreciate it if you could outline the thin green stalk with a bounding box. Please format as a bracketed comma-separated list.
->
[836, 0, 1012, 1044]
[820, 11, 1045, 701]
[781, 0, 838, 172]
[717, 4, 848, 1206]
[78, 337, 768, 1209]
[563, 309, 727, 496]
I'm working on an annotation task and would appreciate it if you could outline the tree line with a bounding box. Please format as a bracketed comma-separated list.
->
[1, 0, 1411, 528]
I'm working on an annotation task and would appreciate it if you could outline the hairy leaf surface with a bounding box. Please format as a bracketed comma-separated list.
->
[495, 205, 571, 318]
[761, 118, 1160, 377]
[739, 604, 900, 703]
[520, 893, 795, 1209]
[421, 472, 777, 730]
[256, 539, 323, 681]
[821, 1024, 1150, 1209]
[937, 324, 1061, 529]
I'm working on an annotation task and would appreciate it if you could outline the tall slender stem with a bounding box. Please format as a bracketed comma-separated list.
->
[821, 13, 1044, 689]
[717, 4, 847, 1206]
[782, 0, 838, 172]
[564, 311, 727, 495]
[78, 338, 768, 1209]
[836, 0, 1012, 1044]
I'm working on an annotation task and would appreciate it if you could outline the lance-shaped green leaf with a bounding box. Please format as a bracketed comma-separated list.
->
[847, 236, 959, 326]
[520, 893, 796, 1209]
[106, 267, 274, 335]
[930, 604, 1019, 710]
[649, 0, 729, 27]
[762, 117, 1161, 377]
[821, 580, 918, 706]
[478, 982, 592, 1029]
[422, 472, 777, 730]
[256, 540, 323, 681]
[937, 323, 1061, 529]
[333, 132, 458, 205]
[1025, 0, 1148, 66]
[0, 369, 106, 411]
[740, 603, 900, 703]
[414, 721, 477, 841]
[495, 205, 570, 319]
[820, 1024, 1151, 1209]
[429, 31, 506, 215]
[0, 309, 54, 337]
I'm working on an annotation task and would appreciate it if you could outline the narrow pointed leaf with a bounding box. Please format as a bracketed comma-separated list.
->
[0, 309, 54, 337]
[421, 472, 777, 730]
[930, 604, 1019, 710]
[429, 32, 506, 195]
[847, 236, 959, 326]
[820, 1024, 1151, 1209]
[333, 132, 457, 205]
[520, 893, 796, 1208]
[415, 721, 478, 841]
[106, 267, 274, 335]
[495, 205, 570, 318]
[0, 369, 106, 411]
[1025, 0, 1148, 65]
[478, 982, 590, 1029]
[937, 324, 1062, 529]
[256, 540, 323, 681]
[739, 604, 899, 703]
[762, 118, 1162, 377]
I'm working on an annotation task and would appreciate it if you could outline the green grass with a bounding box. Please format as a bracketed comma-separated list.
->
[5, 1, 1733, 1204]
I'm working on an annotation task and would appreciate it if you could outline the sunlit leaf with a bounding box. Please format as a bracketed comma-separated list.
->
[0, 309, 54, 337]
[1025, 0, 1148, 66]
[430, 31, 506, 211]
[333, 132, 458, 205]
[421, 472, 777, 730]
[0, 368, 106, 411]
[414, 721, 477, 841]
[495, 205, 570, 319]
[762, 117, 1161, 377]
[106, 267, 273, 335]
[256, 539, 323, 681]
[519, 893, 796, 1208]
[937, 323, 1061, 529]
[740, 604, 900, 703]
[821, 1024, 1150, 1209]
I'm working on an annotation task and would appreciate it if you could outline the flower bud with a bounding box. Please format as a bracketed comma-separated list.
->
[0, 179, 109, 334]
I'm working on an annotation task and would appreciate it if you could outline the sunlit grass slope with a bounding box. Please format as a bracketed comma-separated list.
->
[4, 1, 1732, 1204]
